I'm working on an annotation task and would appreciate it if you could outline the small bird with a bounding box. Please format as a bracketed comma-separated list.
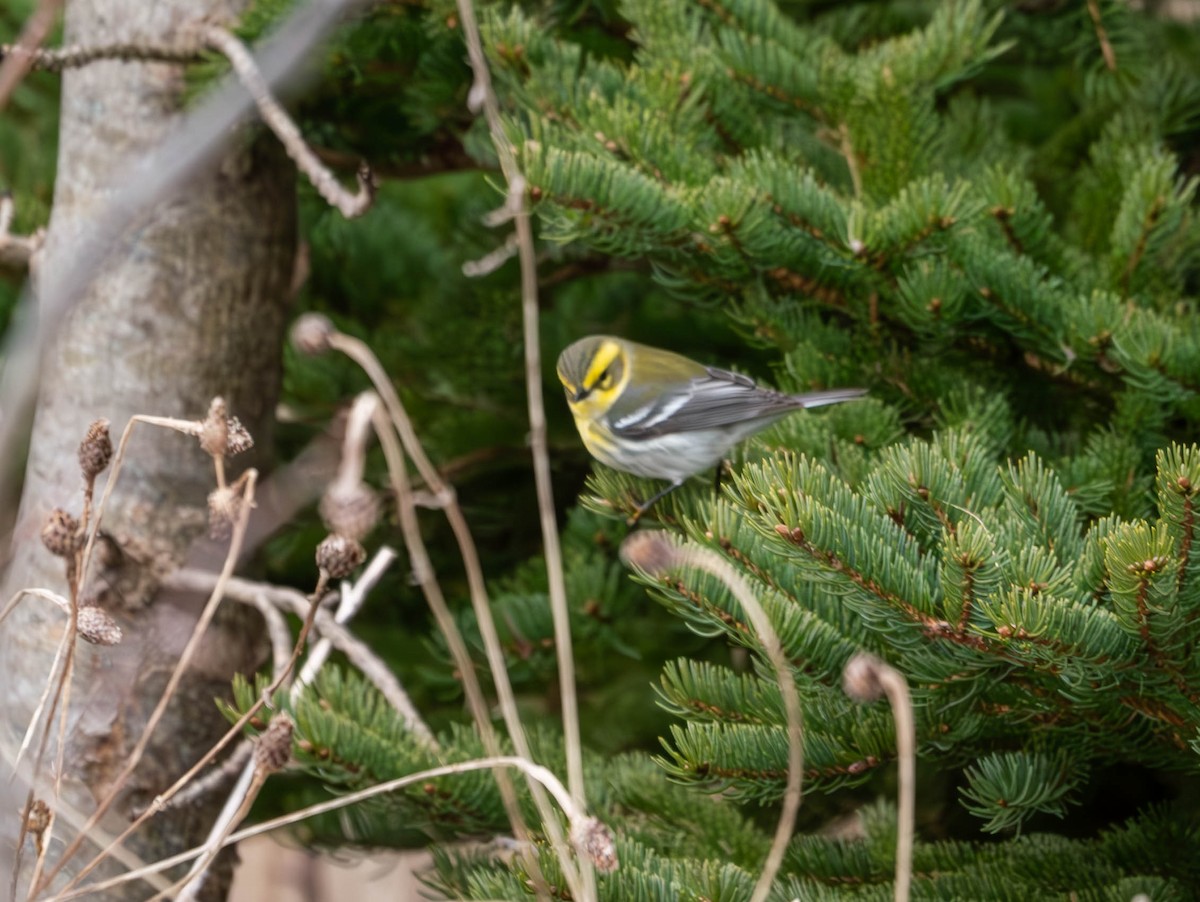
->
[557, 335, 866, 522]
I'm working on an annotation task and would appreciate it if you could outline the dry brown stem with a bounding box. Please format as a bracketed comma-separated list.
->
[843, 653, 915, 902]
[622, 532, 804, 902]
[52, 755, 617, 901]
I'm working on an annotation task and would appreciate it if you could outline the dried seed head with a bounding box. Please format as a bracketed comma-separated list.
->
[319, 483, 380, 542]
[78, 419, 113, 481]
[316, 533, 366, 579]
[255, 713, 294, 774]
[199, 399, 254, 459]
[620, 531, 680, 576]
[27, 799, 51, 835]
[571, 817, 618, 873]
[224, 417, 253, 456]
[842, 652, 885, 703]
[41, 508, 83, 558]
[77, 605, 123, 646]
[200, 398, 229, 458]
[207, 486, 242, 539]
[291, 313, 336, 355]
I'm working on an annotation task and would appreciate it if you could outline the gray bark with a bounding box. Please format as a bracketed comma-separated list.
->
[0, 0, 296, 897]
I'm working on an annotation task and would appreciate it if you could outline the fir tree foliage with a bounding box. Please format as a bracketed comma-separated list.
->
[224, 0, 1200, 896]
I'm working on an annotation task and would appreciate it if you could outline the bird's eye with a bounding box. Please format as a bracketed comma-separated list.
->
[597, 370, 613, 390]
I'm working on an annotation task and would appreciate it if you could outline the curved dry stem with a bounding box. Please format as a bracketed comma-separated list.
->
[201, 26, 374, 219]
[622, 532, 803, 902]
[843, 653, 914, 902]
[328, 333, 577, 897]
[450, 0, 586, 842]
[370, 406, 569, 897]
[49, 755, 615, 902]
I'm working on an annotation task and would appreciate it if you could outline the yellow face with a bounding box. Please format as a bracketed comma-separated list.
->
[557, 337, 628, 422]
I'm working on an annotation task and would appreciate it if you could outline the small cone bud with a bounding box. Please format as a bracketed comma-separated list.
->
[255, 713, 294, 774]
[842, 652, 885, 702]
[78, 419, 113, 481]
[77, 606, 123, 646]
[319, 483, 380, 542]
[316, 533, 366, 579]
[200, 398, 230, 458]
[571, 817, 618, 873]
[224, 416, 253, 456]
[291, 313, 335, 355]
[620, 531, 679, 576]
[199, 398, 253, 458]
[41, 508, 84, 558]
[27, 799, 51, 835]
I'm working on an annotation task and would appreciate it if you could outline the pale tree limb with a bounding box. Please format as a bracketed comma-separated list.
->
[168, 568, 434, 746]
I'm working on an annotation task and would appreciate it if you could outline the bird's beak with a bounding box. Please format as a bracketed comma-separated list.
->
[568, 385, 590, 403]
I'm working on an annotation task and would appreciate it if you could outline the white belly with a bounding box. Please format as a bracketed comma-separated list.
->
[584, 422, 748, 483]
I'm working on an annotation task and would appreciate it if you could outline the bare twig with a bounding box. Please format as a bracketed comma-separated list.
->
[293, 318, 576, 896]
[251, 589, 294, 678]
[160, 742, 254, 813]
[621, 532, 804, 902]
[0, 38, 204, 73]
[168, 714, 293, 902]
[50, 755, 616, 902]
[200, 26, 375, 219]
[843, 653, 915, 902]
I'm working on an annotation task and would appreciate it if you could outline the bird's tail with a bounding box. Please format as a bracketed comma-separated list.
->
[793, 387, 868, 408]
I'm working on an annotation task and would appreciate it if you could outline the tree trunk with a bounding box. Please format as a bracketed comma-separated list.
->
[0, 1, 296, 897]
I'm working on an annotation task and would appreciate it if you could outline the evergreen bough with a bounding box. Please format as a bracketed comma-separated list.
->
[241, 0, 1200, 897]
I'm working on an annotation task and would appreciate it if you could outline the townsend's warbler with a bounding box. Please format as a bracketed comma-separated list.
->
[557, 335, 866, 521]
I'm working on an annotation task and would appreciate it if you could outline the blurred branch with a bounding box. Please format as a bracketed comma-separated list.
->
[0, 0, 62, 108]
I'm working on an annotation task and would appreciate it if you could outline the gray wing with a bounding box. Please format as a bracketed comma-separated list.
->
[611, 367, 806, 438]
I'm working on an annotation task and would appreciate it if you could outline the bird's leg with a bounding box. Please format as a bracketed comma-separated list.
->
[713, 459, 730, 496]
[627, 479, 684, 526]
